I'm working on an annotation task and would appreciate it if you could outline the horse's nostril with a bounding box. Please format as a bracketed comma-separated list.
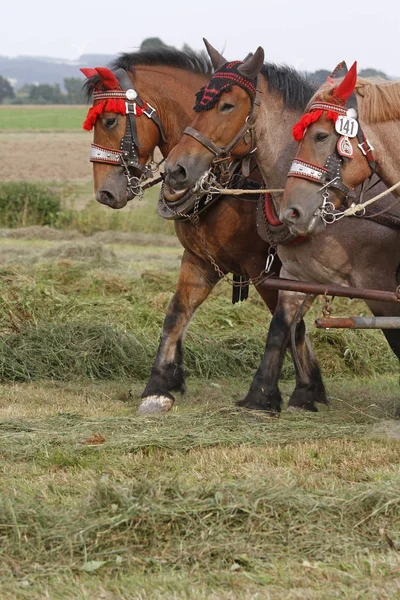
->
[165, 162, 188, 188]
[285, 207, 301, 221]
[97, 190, 116, 207]
[174, 163, 187, 185]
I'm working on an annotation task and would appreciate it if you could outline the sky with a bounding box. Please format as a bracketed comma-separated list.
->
[2, 0, 400, 75]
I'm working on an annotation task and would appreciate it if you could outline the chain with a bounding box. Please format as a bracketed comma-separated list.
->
[161, 191, 276, 288]
[121, 155, 165, 201]
[322, 295, 334, 318]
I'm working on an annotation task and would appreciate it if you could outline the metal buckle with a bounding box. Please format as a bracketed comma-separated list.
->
[143, 103, 156, 119]
[125, 102, 137, 115]
[357, 139, 374, 156]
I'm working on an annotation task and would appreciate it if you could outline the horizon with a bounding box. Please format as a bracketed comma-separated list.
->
[0, 50, 395, 80]
[1, 0, 399, 77]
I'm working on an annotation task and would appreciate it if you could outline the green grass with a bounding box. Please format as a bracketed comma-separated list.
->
[0, 378, 399, 599]
[0, 233, 396, 382]
[0, 230, 399, 599]
[0, 106, 87, 131]
[57, 190, 176, 235]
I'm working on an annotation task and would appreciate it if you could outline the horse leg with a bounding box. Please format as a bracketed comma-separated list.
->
[138, 250, 219, 414]
[253, 283, 327, 412]
[365, 298, 400, 418]
[238, 288, 322, 412]
[286, 316, 328, 412]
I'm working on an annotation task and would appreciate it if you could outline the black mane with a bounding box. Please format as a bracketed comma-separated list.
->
[261, 63, 316, 110]
[83, 51, 315, 110]
[112, 48, 212, 76]
[83, 48, 212, 99]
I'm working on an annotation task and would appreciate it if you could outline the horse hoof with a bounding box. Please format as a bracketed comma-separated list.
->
[138, 395, 174, 415]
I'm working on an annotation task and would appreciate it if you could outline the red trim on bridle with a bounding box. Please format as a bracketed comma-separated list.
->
[292, 106, 340, 142]
[83, 98, 125, 131]
[83, 93, 149, 131]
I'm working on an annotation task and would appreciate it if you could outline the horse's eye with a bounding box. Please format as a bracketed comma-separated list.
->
[103, 117, 118, 130]
[314, 132, 329, 142]
[220, 103, 235, 113]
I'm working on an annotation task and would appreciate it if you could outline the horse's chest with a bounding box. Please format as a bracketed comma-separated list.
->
[277, 236, 352, 287]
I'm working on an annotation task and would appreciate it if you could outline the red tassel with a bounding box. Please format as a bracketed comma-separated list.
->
[82, 98, 128, 131]
[105, 98, 126, 114]
[83, 101, 106, 131]
[292, 109, 323, 142]
[326, 110, 339, 124]
[333, 61, 357, 103]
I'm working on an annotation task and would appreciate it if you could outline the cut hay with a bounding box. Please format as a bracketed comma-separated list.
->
[40, 241, 117, 265]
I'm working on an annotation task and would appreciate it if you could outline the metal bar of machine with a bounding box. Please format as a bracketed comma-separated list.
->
[315, 317, 400, 329]
[262, 277, 400, 303]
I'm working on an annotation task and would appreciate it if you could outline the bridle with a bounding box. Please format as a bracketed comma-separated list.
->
[182, 74, 262, 188]
[88, 68, 167, 198]
[287, 99, 376, 224]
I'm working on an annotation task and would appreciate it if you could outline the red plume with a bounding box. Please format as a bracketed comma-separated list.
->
[333, 61, 357, 103]
[95, 67, 120, 90]
[80, 68, 98, 79]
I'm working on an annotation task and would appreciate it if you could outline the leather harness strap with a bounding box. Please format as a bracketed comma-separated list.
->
[288, 99, 376, 199]
[182, 76, 262, 162]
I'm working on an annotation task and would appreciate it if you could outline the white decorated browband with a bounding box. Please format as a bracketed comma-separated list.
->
[90, 144, 123, 165]
[288, 159, 328, 183]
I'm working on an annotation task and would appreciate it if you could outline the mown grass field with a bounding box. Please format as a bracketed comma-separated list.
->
[0, 111, 399, 599]
[0, 219, 399, 600]
[0, 105, 87, 131]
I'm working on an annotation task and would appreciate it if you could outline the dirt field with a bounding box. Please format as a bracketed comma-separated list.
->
[0, 132, 92, 181]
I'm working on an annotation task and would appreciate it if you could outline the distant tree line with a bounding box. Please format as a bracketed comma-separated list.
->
[0, 76, 86, 105]
[0, 37, 392, 104]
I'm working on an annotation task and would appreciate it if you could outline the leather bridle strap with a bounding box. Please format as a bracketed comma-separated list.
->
[288, 100, 376, 198]
[114, 68, 167, 145]
[182, 77, 262, 161]
[183, 126, 224, 157]
[89, 68, 167, 173]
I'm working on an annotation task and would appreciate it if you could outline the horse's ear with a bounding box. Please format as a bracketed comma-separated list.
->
[94, 67, 120, 90]
[237, 47, 264, 79]
[80, 68, 98, 79]
[203, 38, 227, 70]
[330, 61, 348, 80]
[333, 61, 357, 102]
[243, 52, 254, 62]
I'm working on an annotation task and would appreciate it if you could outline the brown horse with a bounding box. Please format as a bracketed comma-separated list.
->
[164, 48, 400, 414]
[82, 45, 327, 414]
[279, 62, 400, 235]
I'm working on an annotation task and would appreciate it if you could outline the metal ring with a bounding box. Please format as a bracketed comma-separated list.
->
[321, 212, 336, 224]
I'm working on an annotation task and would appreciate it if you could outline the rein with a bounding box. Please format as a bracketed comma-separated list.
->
[85, 68, 167, 199]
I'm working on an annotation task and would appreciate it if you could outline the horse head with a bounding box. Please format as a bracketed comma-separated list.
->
[82, 66, 164, 209]
[162, 40, 264, 203]
[280, 61, 375, 236]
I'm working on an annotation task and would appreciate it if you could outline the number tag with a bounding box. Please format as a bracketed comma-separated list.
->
[335, 116, 358, 138]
